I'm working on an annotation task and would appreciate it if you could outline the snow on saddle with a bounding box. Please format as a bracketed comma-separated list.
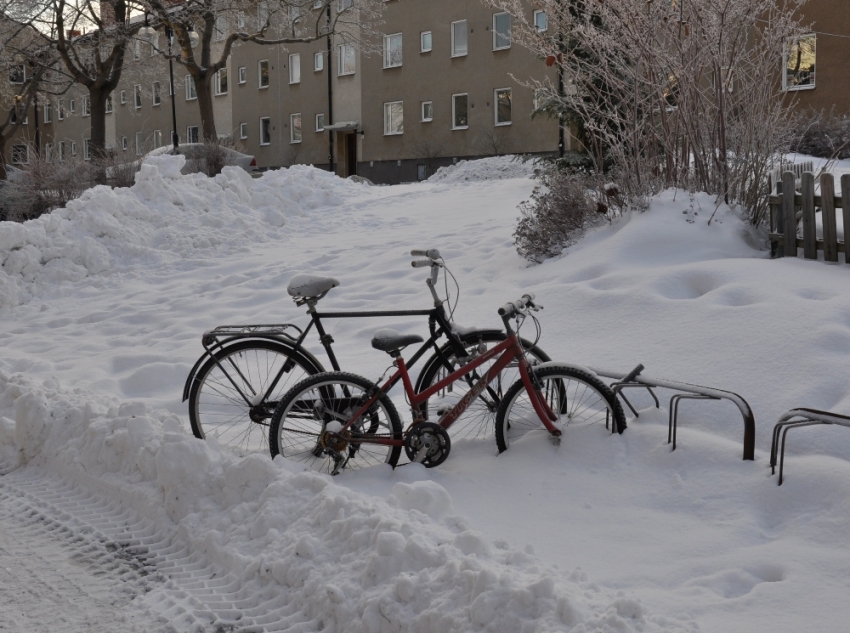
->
[371, 328, 424, 354]
[286, 274, 340, 299]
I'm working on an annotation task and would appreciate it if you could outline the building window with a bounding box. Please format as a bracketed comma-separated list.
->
[187, 126, 199, 143]
[421, 31, 432, 53]
[81, 96, 90, 117]
[493, 13, 511, 50]
[290, 113, 302, 143]
[44, 143, 53, 162]
[260, 117, 271, 145]
[9, 65, 24, 84]
[338, 45, 355, 76]
[10, 144, 28, 165]
[421, 101, 433, 122]
[134, 84, 143, 108]
[153, 82, 161, 105]
[215, 68, 228, 95]
[71, 141, 77, 155]
[238, 66, 247, 84]
[257, 1, 269, 28]
[120, 90, 126, 104]
[121, 136, 127, 151]
[214, 15, 227, 41]
[451, 20, 468, 57]
[383, 33, 403, 68]
[83, 139, 91, 160]
[452, 93, 468, 129]
[10, 109, 27, 125]
[185, 76, 197, 100]
[59, 141, 66, 160]
[258, 60, 270, 88]
[135, 132, 143, 155]
[289, 54, 301, 84]
[315, 113, 325, 131]
[153, 130, 162, 148]
[240, 122, 248, 139]
[314, 52, 324, 71]
[494, 88, 512, 125]
[534, 10, 547, 32]
[105, 95, 113, 113]
[69, 99, 75, 113]
[784, 35, 816, 91]
[58, 99, 65, 120]
[43, 103, 51, 123]
[337, 0, 353, 11]
[383, 101, 403, 135]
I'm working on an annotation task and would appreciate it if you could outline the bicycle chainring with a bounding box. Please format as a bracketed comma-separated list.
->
[404, 422, 451, 468]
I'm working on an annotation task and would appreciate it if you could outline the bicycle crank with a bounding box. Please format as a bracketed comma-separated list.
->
[404, 422, 451, 468]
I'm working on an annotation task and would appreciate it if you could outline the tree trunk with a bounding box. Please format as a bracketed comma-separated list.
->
[89, 88, 109, 159]
[195, 74, 217, 142]
[0, 137, 8, 182]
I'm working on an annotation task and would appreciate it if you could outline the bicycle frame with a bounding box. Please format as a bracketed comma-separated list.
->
[332, 333, 560, 447]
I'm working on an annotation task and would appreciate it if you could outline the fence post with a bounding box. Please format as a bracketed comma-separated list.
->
[843, 175, 850, 265]
[782, 172, 797, 257]
[801, 173, 817, 259]
[821, 174, 838, 262]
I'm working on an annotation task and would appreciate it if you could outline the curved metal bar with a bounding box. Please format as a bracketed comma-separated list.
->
[669, 394, 719, 450]
[769, 408, 850, 485]
[590, 367, 757, 461]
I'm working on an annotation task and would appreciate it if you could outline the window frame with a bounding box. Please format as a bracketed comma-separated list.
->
[338, 44, 356, 76]
[315, 113, 325, 131]
[82, 95, 90, 117]
[494, 87, 512, 126]
[421, 100, 433, 122]
[259, 116, 272, 145]
[452, 93, 469, 130]
[533, 10, 547, 32]
[290, 113, 302, 143]
[289, 53, 301, 84]
[121, 136, 127, 151]
[383, 100, 404, 136]
[43, 103, 51, 123]
[215, 68, 228, 95]
[134, 84, 143, 108]
[185, 75, 197, 100]
[493, 12, 512, 51]
[451, 20, 468, 58]
[9, 65, 24, 84]
[239, 122, 248, 139]
[383, 33, 403, 69]
[420, 31, 432, 53]
[119, 90, 126, 104]
[69, 99, 75, 113]
[314, 52, 324, 72]
[152, 81, 162, 106]
[258, 60, 270, 88]
[71, 140, 77, 155]
[153, 129, 162, 148]
[105, 94, 113, 113]
[83, 138, 91, 160]
[186, 126, 199, 144]
[135, 132, 143, 155]
[238, 66, 247, 84]
[10, 143, 28, 165]
[58, 99, 65, 120]
[783, 34, 816, 92]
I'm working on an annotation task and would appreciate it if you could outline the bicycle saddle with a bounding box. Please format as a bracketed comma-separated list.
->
[371, 328, 424, 353]
[287, 274, 340, 298]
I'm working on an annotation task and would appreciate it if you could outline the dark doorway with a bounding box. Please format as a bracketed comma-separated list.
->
[344, 133, 357, 177]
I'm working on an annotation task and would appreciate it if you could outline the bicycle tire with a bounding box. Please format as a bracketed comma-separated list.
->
[188, 339, 322, 455]
[416, 331, 551, 441]
[269, 372, 403, 473]
[495, 365, 626, 453]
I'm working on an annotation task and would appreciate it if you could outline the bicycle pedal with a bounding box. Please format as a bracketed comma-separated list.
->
[436, 405, 452, 416]
[549, 434, 561, 447]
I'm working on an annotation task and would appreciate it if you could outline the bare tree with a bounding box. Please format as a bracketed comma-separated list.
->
[475, 127, 511, 157]
[411, 139, 443, 178]
[140, 0, 386, 142]
[487, 0, 808, 224]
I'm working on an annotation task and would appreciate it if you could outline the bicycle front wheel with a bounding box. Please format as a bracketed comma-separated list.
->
[188, 339, 320, 456]
[269, 372, 403, 474]
[495, 365, 625, 453]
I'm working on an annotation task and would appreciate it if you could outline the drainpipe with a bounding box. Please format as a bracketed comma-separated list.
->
[326, 4, 334, 174]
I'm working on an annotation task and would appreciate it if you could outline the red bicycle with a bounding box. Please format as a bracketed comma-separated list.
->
[269, 294, 626, 474]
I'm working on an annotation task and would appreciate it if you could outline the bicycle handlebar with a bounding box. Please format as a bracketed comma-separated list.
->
[411, 259, 434, 268]
[498, 293, 537, 317]
[411, 249, 441, 259]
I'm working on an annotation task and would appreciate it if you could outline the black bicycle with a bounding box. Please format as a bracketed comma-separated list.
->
[182, 249, 551, 455]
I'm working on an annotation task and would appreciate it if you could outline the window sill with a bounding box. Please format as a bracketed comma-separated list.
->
[258, 86, 270, 90]
[289, 82, 300, 86]
[784, 84, 816, 92]
[421, 119, 433, 123]
[215, 92, 228, 97]
[384, 132, 403, 136]
[338, 71, 356, 77]
[495, 122, 512, 127]
[259, 143, 271, 147]
[493, 46, 511, 52]
[290, 140, 303, 144]
[383, 64, 402, 70]
[450, 53, 467, 58]
[451, 126, 469, 131]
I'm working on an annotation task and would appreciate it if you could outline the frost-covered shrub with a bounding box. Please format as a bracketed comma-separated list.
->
[791, 110, 850, 160]
[0, 154, 96, 222]
[514, 168, 602, 263]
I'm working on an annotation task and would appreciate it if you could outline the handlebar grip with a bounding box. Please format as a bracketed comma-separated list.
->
[622, 364, 645, 383]
[411, 259, 433, 268]
[410, 249, 441, 259]
[498, 301, 519, 316]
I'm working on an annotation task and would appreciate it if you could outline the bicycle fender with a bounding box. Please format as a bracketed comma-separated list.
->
[533, 361, 598, 378]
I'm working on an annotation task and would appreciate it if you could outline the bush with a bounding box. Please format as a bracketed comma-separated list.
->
[514, 167, 613, 263]
[0, 153, 96, 222]
[791, 110, 850, 160]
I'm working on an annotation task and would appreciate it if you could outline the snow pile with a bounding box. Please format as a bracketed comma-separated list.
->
[0, 370, 690, 633]
[0, 158, 360, 311]
[429, 155, 533, 183]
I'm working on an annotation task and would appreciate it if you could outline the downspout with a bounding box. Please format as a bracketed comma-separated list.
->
[326, 3, 334, 174]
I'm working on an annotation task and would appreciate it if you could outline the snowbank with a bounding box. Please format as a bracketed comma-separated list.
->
[0, 159, 360, 311]
[0, 370, 688, 632]
[429, 155, 533, 183]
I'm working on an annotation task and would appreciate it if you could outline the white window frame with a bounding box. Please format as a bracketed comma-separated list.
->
[58, 99, 65, 120]
[58, 141, 66, 161]
[383, 100, 404, 136]
[452, 93, 469, 130]
[82, 95, 90, 116]
[421, 101, 433, 122]
[83, 138, 91, 160]
[186, 126, 199, 144]
[420, 31, 432, 53]
[239, 122, 248, 139]
[338, 45, 356, 76]
[494, 87, 512, 126]
[134, 84, 143, 108]
[10, 144, 28, 165]
[314, 52, 324, 72]
[44, 142, 53, 162]
[533, 10, 547, 32]
[783, 34, 816, 92]
[120, 90, 126, 104]
[135, 132, 143, 155]
[451, 20, 468, 58]
[185, 75, 197, 100]
[238, 66, 247, 84]
[289, 53, 301, 84]
[43, 103, 51, 123]
[71, 140, 77, 155]
[259, 117, 271, 145]
[290, 113, 302, 143]
[152, 82, 161, 106]
[9, 65, 24, 84]
[105, 94, 113, 113]
[153, 129, 162, 148]
[215, 68, 228, 95]
[258, 60, 270, 88]
[121, 136, 127, 151]
[315, 113, 325, 131]
[493, 12, 511, 51]
[383, 33, 403, 68]
[69, 99, 75, 113]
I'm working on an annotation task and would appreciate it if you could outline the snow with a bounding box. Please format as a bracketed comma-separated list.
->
[1, 156, 850, 632]
[428, 155, 534, 183]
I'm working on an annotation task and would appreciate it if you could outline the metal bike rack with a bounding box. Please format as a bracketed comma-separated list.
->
[770, 408, 850, 485]
[591, 367, 756, 461]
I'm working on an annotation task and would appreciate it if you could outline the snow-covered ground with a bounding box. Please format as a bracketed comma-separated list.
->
[2, 154, 850, 632]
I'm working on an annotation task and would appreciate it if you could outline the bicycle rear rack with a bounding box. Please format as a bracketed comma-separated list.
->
[770, 408, 850, 485]
[202, 323, 302, 348]
[591, 367, 756, 461]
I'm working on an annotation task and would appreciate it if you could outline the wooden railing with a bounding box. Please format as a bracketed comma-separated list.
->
[768, 172, 850, 261]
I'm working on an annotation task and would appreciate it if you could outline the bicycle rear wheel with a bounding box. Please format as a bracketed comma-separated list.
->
[495, 365, 626, 453]
[269, 372, 403, 474]
[188, 339, 320, 455]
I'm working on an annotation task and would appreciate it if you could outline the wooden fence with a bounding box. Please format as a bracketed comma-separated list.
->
[769, 172, 850, 261]
[768, 161, 814, 195]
